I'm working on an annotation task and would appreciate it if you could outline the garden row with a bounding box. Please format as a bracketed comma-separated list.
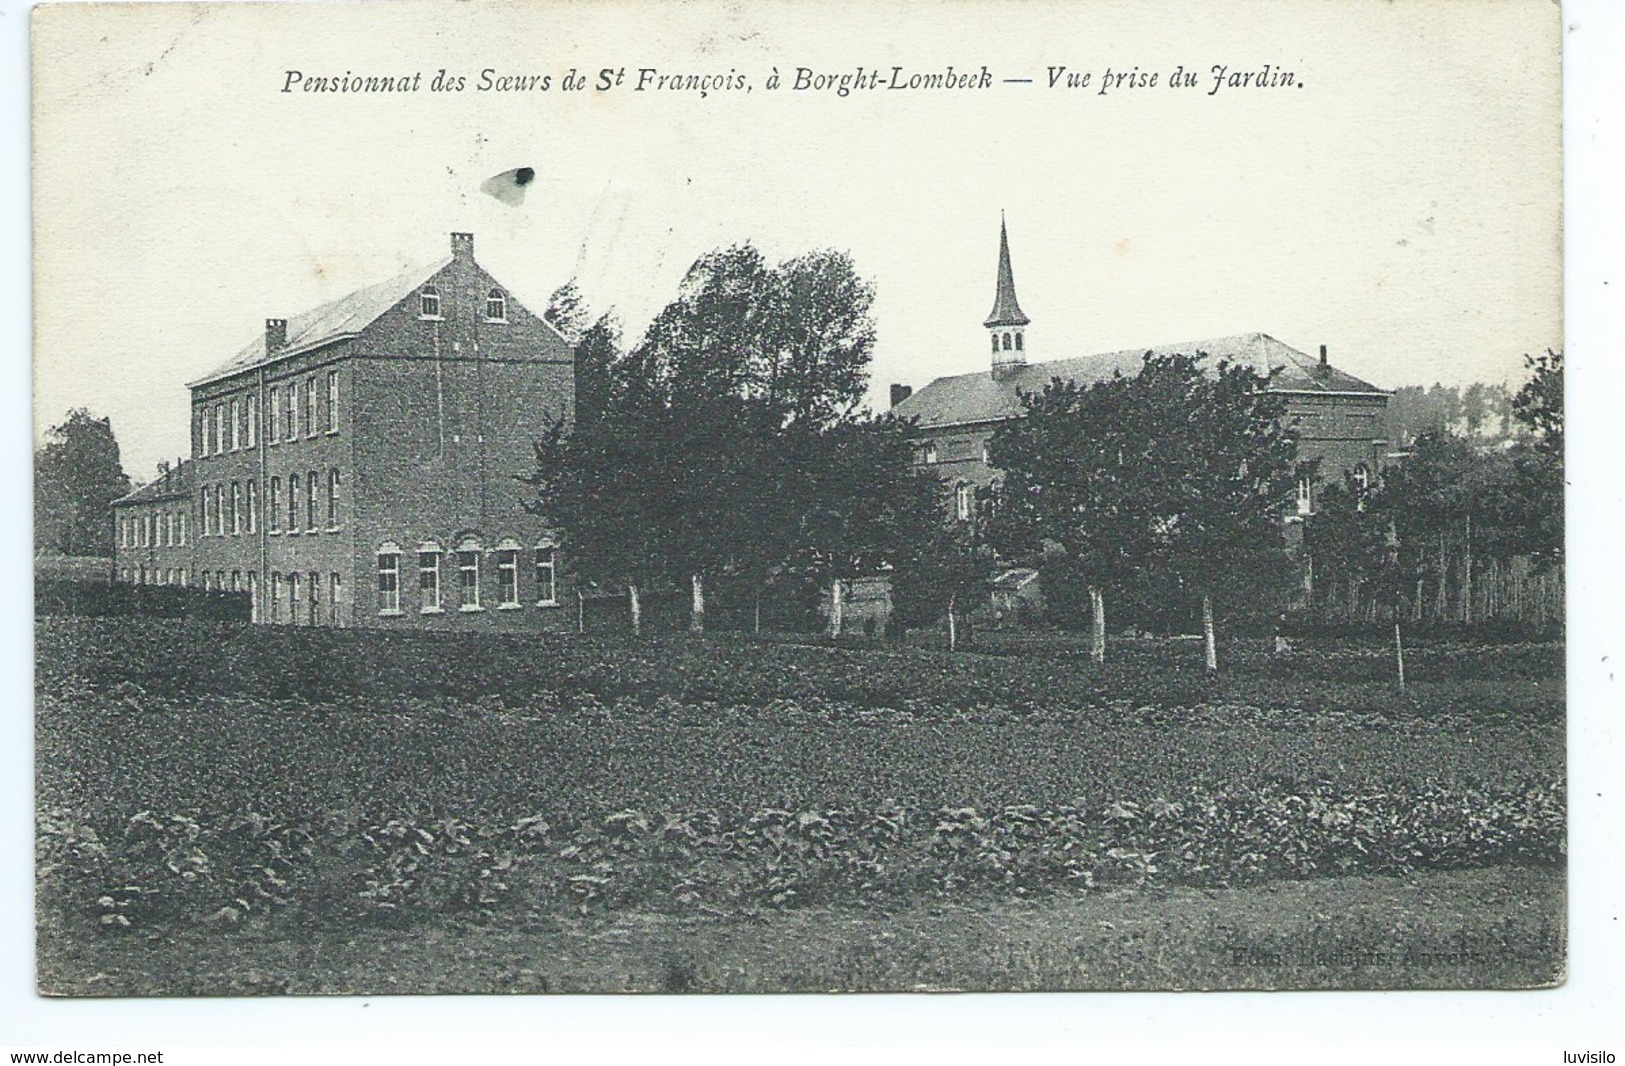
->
[37, 618, 1564, 716]
[40, 778, 1565, 932]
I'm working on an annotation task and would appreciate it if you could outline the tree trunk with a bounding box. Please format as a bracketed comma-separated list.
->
[690, 572, 705, 634]
[628, 583, 642, 637]
[1201, 593, 1218, 674]
[1462, 514, 1474, 625]
[577, 589, 585, 634]
[828, 577, 844, 639]
[1089, 585, 1106, 665]
[1436, 533, 1448, 622]
[947, 592, 957, 653]
[1393, 620, 1406, 690]
[753, 589, 761, 636]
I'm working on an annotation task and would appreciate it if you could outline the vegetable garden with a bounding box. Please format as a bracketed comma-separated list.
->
[37, 618, 1563, 946]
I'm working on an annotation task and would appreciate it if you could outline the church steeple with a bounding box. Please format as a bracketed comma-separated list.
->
[984, 214, 1030, 372]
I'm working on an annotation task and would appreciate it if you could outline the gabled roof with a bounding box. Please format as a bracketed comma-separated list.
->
[189, 257, 454, 387]
[892, 332, 1386, 430]
[114, 459, 196, 506]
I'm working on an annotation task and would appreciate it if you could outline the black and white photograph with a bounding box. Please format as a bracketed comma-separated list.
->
[11, 0, 1623, 1056]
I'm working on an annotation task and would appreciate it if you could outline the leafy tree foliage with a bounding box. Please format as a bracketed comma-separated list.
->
[988, 352, 1301, 666]
[1303, 351, 1564, 626]
[35, 409, 131, 557]
[524, 244, 940, 637]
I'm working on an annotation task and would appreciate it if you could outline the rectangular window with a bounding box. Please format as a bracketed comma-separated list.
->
[326, 370, 339, 434]
[198, 411, 208, 457]
[306, 470, 318, 531]
[269, 477, 281, 533]
[377, 552, 400, 613]
[308, 571, 320, 625]
[246, 394, 258, 448]
[246, 479, 258, 533]
[498, 549, 519, 607]
[214, 485, 225, 536]
[230, 482, 241, 535]
[229, 398, 240, 451]
[230, 571, 241, 592]
[288, 474, 299, 533]
[247, 572, 258, 623]
[215, 405, 225, 456]
[289, 572, 301, 621]
[304, 378, 317, 438]
[179, 513, 186, 546]
[330, 573, 342, 626]
[285, 383, 297, 441]
[327, 468, 340, 528]
[268, 389, 280, 444]
[535, 546, 557, 606]
[419, 551, 441, 612]
[270, 572, 280, 622]
[458, 550, 481, 611]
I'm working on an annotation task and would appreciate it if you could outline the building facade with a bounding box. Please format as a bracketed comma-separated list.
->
[113, 232, 577, 629]
[891, 220, 1391, 523]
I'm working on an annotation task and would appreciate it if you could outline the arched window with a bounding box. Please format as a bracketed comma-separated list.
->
[456, 538, 483, 611]
[420, 285, 442, 319]
[418, 541, 443, 613]
[1296, 476, 1313, 516]
[955, 483, 973, 522]
[496, 538, 522, 607]
[535, 540, 559, 606]
[1351, 464, 1371, 512]
[1002, 332, 1012, 351]
[1014, 332, 1023, 351]
[485, 289, 508, 322]
[376, 543, 401, 614]
[990, 334, 1000, 354]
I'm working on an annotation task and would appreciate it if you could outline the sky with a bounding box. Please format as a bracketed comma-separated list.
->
[32, 0, 1562, 482]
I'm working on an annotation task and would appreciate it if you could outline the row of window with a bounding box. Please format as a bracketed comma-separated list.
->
[196, 469, 341, 537]
[197, 371, 340, 457]
[118, 510, 188, 549]
[268, 570, 344, 626]
[991, 330, 1025, 353]
[376, 540, 557, 615]
[420, 285, 508, 323]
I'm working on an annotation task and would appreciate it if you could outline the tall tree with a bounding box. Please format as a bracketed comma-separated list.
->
[34, 409, 131, 557]
[1147, 356, 1301, 672]
[543, 279, 591, 344]
[986, 368, 1158, 663]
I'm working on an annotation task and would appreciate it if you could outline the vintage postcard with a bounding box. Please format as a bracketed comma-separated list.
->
[30, 0, 1565, 999]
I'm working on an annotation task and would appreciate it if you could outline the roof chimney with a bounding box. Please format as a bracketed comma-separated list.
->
[451, 231, 475, 260]
[1316, 344, 1330, 378]
[266, 318, 288, 351]
[1319, 344, 1328, 366]
[890, 383, 914, 408]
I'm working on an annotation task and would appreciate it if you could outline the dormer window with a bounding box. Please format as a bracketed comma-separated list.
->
[923, 442, 939, 465]
[484, 289, 508, 322]
[419, 285, 442, 319]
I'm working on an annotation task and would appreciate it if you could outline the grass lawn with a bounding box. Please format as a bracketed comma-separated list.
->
[38, 865, 1562, 995]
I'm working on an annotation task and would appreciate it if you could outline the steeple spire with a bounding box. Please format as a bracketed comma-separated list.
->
[985, 214, 1030, 371]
